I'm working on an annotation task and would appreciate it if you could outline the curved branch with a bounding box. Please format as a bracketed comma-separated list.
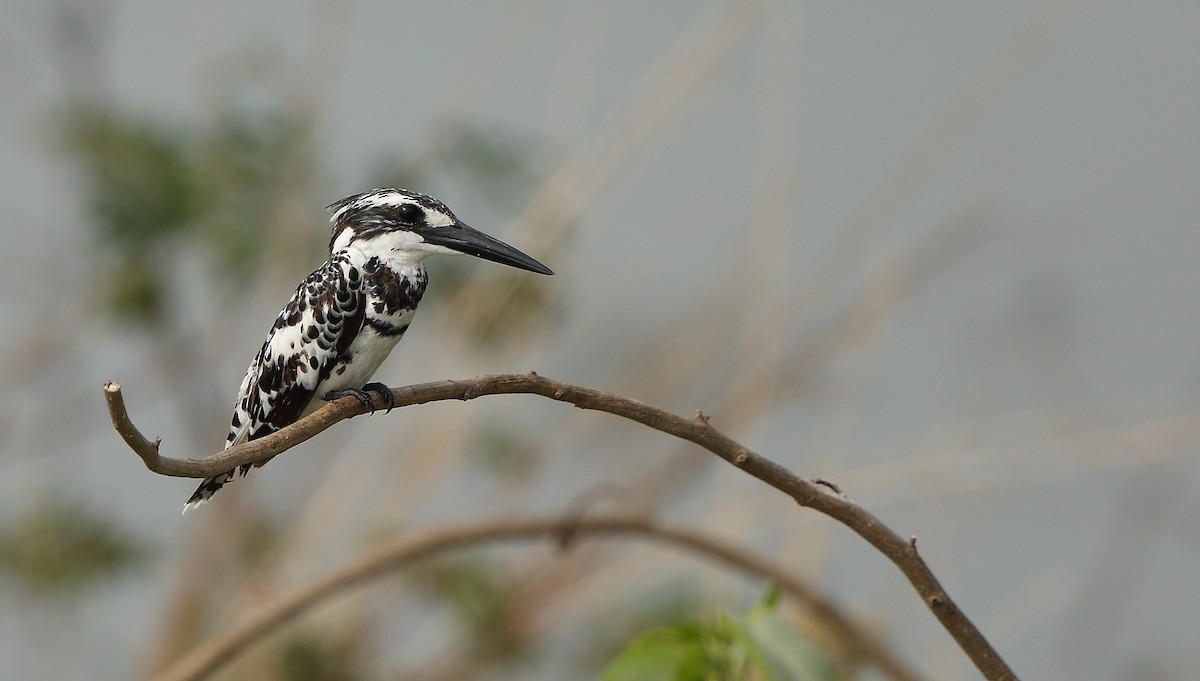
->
[103, 381, 163, 468]
[150, 515, 924, 681]
[105, 374, 1018, 680]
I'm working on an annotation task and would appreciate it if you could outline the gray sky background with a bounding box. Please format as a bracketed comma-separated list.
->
[2, 1, 1199, 680]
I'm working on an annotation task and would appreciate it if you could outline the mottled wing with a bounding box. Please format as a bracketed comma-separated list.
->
[184, 253, 365, 511]
[230, 252, 367, 448]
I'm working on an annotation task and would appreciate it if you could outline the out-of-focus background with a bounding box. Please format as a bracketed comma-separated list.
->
[1, 1, 1198, 679]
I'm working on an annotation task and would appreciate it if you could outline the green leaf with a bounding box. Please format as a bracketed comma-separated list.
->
[739, 599, 839, 681]
[600, 627, 697, 681]
[602, 592, 842, 681]
[601, 619, 747, 681]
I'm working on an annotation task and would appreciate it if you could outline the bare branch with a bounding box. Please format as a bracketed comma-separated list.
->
[105, 374, 1018, 680]
[103, 381, 163, 468]
[150, 515, 925, 681]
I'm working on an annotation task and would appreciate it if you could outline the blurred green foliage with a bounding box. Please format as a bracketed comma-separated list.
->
[61, 110, 196, 248]
[586, 583, 706, 668]
[193, 111, 315, 277]
[59, 104, 311, 326]
[280, 629, 370, 681]
[0, 499, 146, 599]
[408, 554, 527, 664]
[603, 617, 748, 681]
[467, 420, 541, 482]
[601, 588, 840, 681]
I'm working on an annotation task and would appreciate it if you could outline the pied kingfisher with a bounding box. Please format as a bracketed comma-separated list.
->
[183, 188, 552, 511]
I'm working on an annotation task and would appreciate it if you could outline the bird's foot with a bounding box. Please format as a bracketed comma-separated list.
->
[362, 382, 396, 413]
[323, 388, 376, 412]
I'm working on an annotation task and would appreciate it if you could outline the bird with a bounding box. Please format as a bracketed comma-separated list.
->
[183, 188, 552, 512]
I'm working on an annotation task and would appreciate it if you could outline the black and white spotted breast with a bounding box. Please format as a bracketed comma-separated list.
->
[363, 256, 427, 317]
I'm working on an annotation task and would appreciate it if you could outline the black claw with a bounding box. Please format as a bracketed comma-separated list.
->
[363, 382, 395, 413]
[323, 388, 375, 412]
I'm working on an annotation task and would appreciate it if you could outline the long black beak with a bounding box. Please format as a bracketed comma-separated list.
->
[420, 221, 553, 275]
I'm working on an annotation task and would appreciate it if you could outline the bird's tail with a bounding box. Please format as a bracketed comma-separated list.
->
[182, 470, 237, 513]
[181, 460, 273, 513]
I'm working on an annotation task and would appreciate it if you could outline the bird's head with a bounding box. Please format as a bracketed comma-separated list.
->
[326, 188, 553, 275]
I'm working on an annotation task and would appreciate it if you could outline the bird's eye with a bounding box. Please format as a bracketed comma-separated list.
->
[396, 203, 423, 224]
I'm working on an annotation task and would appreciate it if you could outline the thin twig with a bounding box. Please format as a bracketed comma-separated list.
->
[150, 515, 923, 681]
[104, 374, 1018, 680]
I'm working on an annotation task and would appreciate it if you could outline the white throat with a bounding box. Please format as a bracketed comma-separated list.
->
[332, 228, 461, 267]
